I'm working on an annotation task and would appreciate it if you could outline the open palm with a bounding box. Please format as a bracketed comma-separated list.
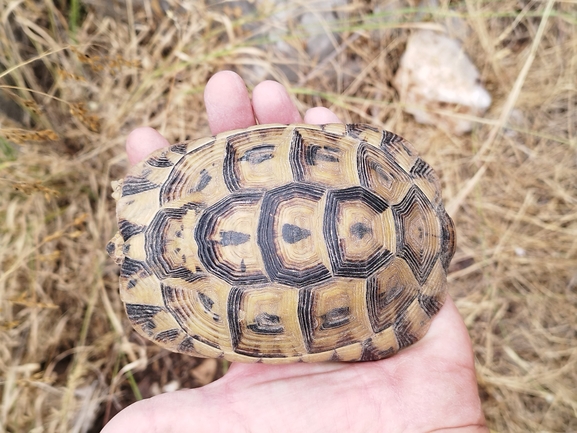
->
[102, 71, 487, 433]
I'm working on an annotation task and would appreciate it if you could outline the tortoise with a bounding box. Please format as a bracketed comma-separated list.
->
[107, 123, 455, 363]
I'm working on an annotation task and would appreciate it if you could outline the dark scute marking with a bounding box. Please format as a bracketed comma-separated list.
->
[197, 292, 220, 322]
[147, 154, 173, 168]
[247, 313, 284, 335]
[410, 158, 433, 178]
[125, 304, 162, 335]
[289, 131, 305, 181]
[281, 223, 311, 244]
[380, 130, 409, 151]
[369, 160, 392, 184]
[193, 169, 212, 192]
[223, 139, 242, 192]
[350, 222, 372, 239]
[219, 230, 251, 246]
[155, 329, 180, 343]
[440, 209, 456, 271]
[393, 315, 419, 349]
[419, 294, 443, 317]
[125, 304, 162, 321]
[198, 292, 214, 311]
[170, 266, 202, 283]
[178, 336, 195, 353]
[118, 219, 144, 241]
[298, 288, 314, 351]
[161, 284, 177, 303]
[366, 275, 384, 333]
[170, 143, 188, 154]
[320, 307, 350, 330]
[121, 175, 158, 197]
[305, 145, 340, 166]
[120, 257, 150, 278]
[122, 243, 130, 254]
[360, 338, 396, 361]
[330, 351, 341, 361]
[126, 279, 137, 289]
[240, 259, 246, 273]
[159, 169, 185, 205]
[228, 287, 243, 349]
[239, 144, 275, 164]
[105, 241, 116, 256]
[190, 333, 219, 349]
[380, 284, 403, 307]
[345, 123, 380, 138]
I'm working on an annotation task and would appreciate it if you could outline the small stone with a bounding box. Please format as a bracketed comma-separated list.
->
[393, 30, 491, 135]
[162, 379, 181, 393]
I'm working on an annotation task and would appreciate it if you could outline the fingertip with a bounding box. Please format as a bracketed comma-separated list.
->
[126, 127, 170, 165]
[204, 71, 255, 134]
[304, 107, 341, 125]
[252, 80, 302, 124]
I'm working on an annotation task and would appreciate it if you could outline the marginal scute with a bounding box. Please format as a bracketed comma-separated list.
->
[418, 259, 448, 317]
[363, 326, 399, 360]
[109, 123, 455, 363]
[121, 174, 159, 197]
[380, 131, 418, 173]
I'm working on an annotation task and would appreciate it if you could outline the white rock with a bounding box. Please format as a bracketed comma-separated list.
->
[393, 30, 491, 135]
[162, 379, 181, 393]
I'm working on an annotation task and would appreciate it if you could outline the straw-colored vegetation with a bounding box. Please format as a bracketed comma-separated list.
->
[0, 0, 575, 431]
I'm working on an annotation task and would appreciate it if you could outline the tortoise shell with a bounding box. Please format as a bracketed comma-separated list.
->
[108, 123, 455, 363]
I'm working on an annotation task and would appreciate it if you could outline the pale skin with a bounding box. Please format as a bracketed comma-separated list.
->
[102, 71, 488, 433]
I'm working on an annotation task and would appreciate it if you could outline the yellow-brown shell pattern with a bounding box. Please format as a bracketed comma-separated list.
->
[108, 124, 456, 363]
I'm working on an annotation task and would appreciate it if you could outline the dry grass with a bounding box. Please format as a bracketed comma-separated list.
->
[0, 0, 576, 431]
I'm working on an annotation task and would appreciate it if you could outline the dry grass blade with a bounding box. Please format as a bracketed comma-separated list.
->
[0, 1, 575, 432]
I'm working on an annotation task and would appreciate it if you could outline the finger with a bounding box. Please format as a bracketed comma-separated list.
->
[252, 80, 302, 124]
[204, 71, 255, 134]
[101, 387, 224, 433]
[304, 107, 341, 124]
[126, 127, 170, 165]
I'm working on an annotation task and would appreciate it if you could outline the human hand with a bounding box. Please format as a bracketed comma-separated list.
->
[102, 71, 488, 433]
